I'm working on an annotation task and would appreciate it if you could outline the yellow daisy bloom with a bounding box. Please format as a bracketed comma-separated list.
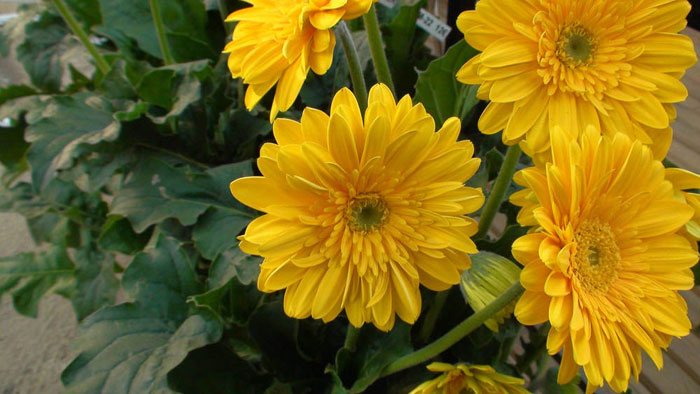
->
[230, 84, 484, 331]
[457, 0, 697, 162]
[510, 128, 698, 392]
[410, 362, 530, 394]
[224, 0, 375, 121]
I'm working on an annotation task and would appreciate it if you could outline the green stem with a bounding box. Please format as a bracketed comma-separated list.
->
[336, 21, 368, 111]
[53, 0, 110, 75]
[476, 145, 522, 239]
[148, 0, 175, 65]
[380, 282, 524, 378]
[362, 4, 395, 95]
[418, 291, 449, 344]
[344, 325, 361, 352]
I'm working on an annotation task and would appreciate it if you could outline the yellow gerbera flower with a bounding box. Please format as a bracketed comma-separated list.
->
[457, 0, 697, 162]
[666, 167, 700, 244]
[225, 0, 375, 121]
[410, 362, 530, 394]
[230, 84, 484, 331]
[510, 128, 698, 393]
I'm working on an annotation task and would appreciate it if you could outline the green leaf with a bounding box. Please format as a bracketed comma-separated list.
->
[414, 40, 480, 125]
[219, 109, 272, 162]
[0, 85, 37, 105]
[98, 215, 152, 254]
[111, 154, 253, 234]
[95, 0, 215, 62]
[192, 161, 254, 260]
[346, 324, 413, 393]
[62, 305, 223, 393]
[70, 242, 119, 320]
[0, 246, 75, 317]
[542, 367, 580, 393]
[248, 302, 324, 382]
[64, 0, 102, 28]
[122, 235, 202, 309]
[0, 123, 29, 174]
[16, 10, 93, 92]
[383, 0, 433, 95]
[208, 246, 261, 288]
[62, 235, 222, 393]
[137, 61, 213, 124]
[168, 344, 268, 394]
[24, 94, 121, 189]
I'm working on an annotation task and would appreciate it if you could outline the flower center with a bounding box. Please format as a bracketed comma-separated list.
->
[347, 195, 388, 232]
[572, 221, 620, 293]
[557, 25, 596, 67]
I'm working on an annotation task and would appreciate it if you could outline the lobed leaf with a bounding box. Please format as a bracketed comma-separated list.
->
[414, 40, 480, 126]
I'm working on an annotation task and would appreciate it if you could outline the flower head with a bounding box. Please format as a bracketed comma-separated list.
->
[457, 0, 697, 162]
[225, 0, 376, 121]
[230, 84, 484, 331]
[460, 251, 521, 332]
[510, 128, 698, 392]
[666, 167, 700, 244]
[410, 362, 530, 394]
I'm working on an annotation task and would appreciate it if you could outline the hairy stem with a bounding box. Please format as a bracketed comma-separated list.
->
[380, 283, 524, 377]
[336, 21, 369, 111]
[53, 0, 110, 74]
[148, 0, 175, 65]
[344, 325, 361, 352]
[362, 4, 395, 95]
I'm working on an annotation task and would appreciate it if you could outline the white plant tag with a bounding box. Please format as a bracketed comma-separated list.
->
[377, 0, 452, 42]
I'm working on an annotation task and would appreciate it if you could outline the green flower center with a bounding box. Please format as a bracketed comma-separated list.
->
[347, 195, 388, 232]
[557, 25, 596, 66]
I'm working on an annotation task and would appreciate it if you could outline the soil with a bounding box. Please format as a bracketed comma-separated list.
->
[0, 213, 76, 394]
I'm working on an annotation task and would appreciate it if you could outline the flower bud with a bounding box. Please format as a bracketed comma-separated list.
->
[460, 251, 521, 331]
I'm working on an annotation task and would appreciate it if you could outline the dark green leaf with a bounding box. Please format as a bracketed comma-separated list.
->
[70, 242, 119, 320]
[347, 323, 413, 393]
[110, 156, 210, 232]
[207, 247, 261, 289]
[0, 84, 37, 105]
[98, 215, 152, 255]
[62, 305, 223, 393]
[0, 246, 75, 317]
[0, 123, 29, 173]
[24, 94, 121, 189]
[111, 154, 252, 234]
[64, 0, 102, 28]
[384, 0, 432, 95]
[414, 40, 479, 125]
[542, 367, 580, 394]
[219, 109, 272, 161]
[122, 235, 202, 309]
[168, 344, 268, 394]
[249, 302, 323, 381]
[16, 11, 92, 92]
[192, 161, 254, 260]
[96, 0, 215, 62]
[62, 235, 221, 393]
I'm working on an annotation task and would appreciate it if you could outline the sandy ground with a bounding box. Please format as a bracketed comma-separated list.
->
[1, 6, 75, 391]
[0, 213, 77, 394]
